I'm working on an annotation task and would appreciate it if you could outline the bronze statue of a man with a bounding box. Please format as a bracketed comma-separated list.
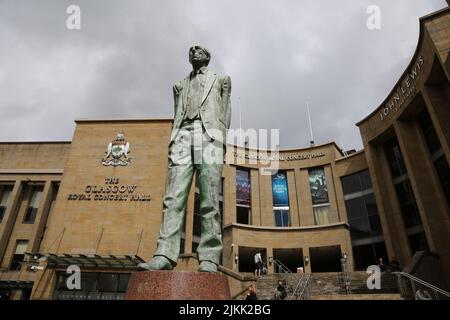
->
[138, 45, 231, 273]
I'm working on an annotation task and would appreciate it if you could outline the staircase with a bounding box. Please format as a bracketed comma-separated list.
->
[255, 274, 282, 300]
[310, 272, 402, 300]
[313, 293, 405, 300]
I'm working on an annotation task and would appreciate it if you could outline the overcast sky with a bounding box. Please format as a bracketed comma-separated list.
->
[0, 0, 447, 151]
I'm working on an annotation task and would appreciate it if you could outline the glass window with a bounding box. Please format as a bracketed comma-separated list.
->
[435, 156, 450, 185]
[309, 167, 329, 205]
[341, 173, 361, 195]
[313, 205, 331, 225]
[418, 109, 441, 156]
[98, 274, 118, 292]
[24, 186, 43, 223]
[236, 169, 251, 206]
[364, 194, 378, 216]
[384, 137, 426, 253]
[56, 273, 70, 291]
[349, 217, 371, 240]
[384, 138, 407, 178]
[10, 240, 28, 270]
[81, 273, 98, 292]
[394, 180, 415, 206]
[360, 170, 373, 190]
[236, 206, 249, 224]
[352, 244, 376, 270]
[117, 274, 130, 293]
[408, 232, 428, 255]
[400, 203, 422, 228]
[345, 197, 366, 220]
[368, 215, 383, 236]
[434, 155, 450, 208]
[0, 185, 13, 223]
[418, 109, 450, 209]
[274, 209, 290, 227]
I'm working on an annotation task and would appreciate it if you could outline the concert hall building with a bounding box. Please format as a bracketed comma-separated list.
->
[0, 6, 449, 300]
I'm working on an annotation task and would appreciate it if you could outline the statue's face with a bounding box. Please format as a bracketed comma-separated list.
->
[189, 46, 209, 66]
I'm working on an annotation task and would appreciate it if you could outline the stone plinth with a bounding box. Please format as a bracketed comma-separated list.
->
[125, 270, 231, 300]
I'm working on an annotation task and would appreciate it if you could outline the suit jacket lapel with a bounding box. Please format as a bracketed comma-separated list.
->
[201, 71, 217, 106]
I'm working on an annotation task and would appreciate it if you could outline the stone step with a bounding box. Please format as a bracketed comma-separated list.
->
[313, 293, 405, 300]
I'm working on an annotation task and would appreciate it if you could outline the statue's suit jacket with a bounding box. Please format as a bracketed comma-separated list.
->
[170, 69, 231, 145]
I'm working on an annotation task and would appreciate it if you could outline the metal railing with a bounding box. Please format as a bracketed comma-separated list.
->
[289, 273, 312, 300]
[393, 272, 450, 300]
[273, 259, 311, 300]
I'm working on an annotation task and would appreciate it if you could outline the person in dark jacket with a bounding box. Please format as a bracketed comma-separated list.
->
[245, 284, 258, 300]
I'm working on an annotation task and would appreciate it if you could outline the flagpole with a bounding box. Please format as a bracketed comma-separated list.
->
[307, 102, 314, 147]
[239, 97, 243, 147]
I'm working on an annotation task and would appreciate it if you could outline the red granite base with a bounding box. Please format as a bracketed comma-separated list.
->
[125, 270, 231, 300]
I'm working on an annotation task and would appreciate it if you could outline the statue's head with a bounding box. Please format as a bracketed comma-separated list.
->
[189, 45, 211, 67]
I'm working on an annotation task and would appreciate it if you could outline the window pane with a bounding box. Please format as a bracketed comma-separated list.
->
[10, 254, 25, 270]
[274, 209, 290, 227]
[81, 273, 98, 292]
[400, 203, 422, 228]
[309, 167, 329, 205]
[349, 217, 371, 240]
[29, 189, 43, 208]
[313, 205, 330, 225]
[384, 138, 407, 178]
[418, 109, 442, 155]
[368, 215, 383, 236]
[117, 274, 130, 293]
[0, 207, 5, 222]
[24, 208, 38, 223]
[282, 210, 290, 227]
[394, 180, 415, 206]
[98, 274, 118, 292]
[15, 240, 28, 254]
[360, 170, 373, 190]
[0, 186, 12, 206]
[24, 187, 44, 223]
[345, 197, 366, 220]
[434, 156, 450, 187]
[56, 273, 70, 291]
[373, 242, 389, 267]
[408, 232, 428, 255]
[236, 206, 249, 224]
[341, 174, 361, 195]
[364, 194, 378, 216]
[352, 244, 376, 270]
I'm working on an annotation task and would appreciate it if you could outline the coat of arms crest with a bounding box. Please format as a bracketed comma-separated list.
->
[102, 132, 131, 166]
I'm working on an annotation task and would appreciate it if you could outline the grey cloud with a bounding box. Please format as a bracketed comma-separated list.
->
[0, 0, 447, 150]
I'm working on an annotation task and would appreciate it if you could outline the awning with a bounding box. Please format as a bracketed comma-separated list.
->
[25, 253, 145, 270]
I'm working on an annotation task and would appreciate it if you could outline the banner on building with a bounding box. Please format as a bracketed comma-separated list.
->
[272, 172, 289, 207]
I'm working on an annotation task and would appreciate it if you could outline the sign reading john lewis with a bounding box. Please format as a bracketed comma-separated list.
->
[67, 176, 151, 202]
[379, 55, 424, 121]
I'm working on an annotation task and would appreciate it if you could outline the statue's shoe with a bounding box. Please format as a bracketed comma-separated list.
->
[198, 261, 217, 273]
[137, 256, 174, 271]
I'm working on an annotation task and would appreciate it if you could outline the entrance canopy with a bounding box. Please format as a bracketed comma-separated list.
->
[0, 280, 33, 290]
[25, 252, 145, 270]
